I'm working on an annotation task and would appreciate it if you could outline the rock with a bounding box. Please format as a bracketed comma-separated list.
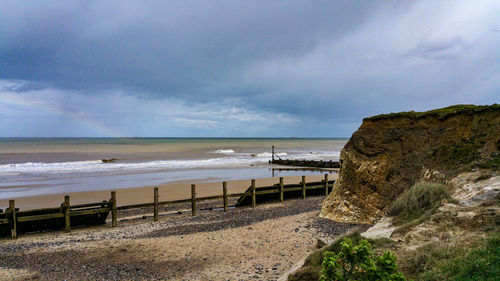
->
[320, 105, 500, 224]
[361, 217, 396, 239]
[315, 238, 327, 249]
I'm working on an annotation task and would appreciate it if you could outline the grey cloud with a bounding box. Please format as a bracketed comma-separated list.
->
[0, 1, 499, 137]
[0, 1, 379, 95]
[406, 36, 468, 60]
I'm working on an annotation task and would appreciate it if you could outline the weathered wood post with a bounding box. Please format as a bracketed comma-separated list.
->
[324, 174, 329, 196]
[302, 176, 306, 199]
[154, 187, 159, 221]
[191, 184, 196, 216]
[64, 195, 70, 232]
[8, 200, 17, 239]
[251, 179, 256, 208]
[111, 191, 117, 227]
[272, 146, 275, 162]
[223, 182, 228, 212]
[279, 177, 284, 202]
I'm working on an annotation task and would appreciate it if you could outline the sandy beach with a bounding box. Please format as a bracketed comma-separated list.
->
[0, 195, 364, 281]
[0, 174, 329, 210]
[0, 139, 345, 280]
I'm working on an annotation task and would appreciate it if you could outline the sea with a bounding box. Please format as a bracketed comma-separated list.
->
[0, 138, 347, 199]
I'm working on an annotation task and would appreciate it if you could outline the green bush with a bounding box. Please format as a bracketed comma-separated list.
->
[389, 181, 453, 226]
[320, 238, 406, 281]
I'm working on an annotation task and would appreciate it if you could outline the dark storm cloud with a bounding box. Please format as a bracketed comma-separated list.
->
[0, 1, 378, 95]
[0, 1, 499, 137]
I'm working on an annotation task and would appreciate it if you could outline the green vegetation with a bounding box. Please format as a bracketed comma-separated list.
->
[478, 153, 500, 170]
[366, 104, 499, 121]
[401, 231, 500, 281]
[388, 181, 454, 233]
[288, 233, 396, 281]
[320, 238, 406, 281]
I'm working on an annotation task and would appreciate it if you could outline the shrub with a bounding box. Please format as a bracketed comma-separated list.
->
[320, 238, 406, 281]
[389, 181, 453, 226]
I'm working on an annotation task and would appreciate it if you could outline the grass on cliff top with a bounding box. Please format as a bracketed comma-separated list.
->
[366, 104, 499, 121]
[388, 181, 455, 233]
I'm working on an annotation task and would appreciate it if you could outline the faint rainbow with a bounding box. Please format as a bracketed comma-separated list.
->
[0, 92, 124, 137]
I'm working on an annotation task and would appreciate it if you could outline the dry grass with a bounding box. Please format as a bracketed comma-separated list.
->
[388, 181, 455, 232]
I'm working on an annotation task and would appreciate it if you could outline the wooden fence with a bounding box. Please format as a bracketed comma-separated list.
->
[0, 174, 334, 239]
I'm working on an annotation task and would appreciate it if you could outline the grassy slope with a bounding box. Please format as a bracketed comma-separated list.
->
[366, 104, 500, 121]
[288, 179, 499, 281]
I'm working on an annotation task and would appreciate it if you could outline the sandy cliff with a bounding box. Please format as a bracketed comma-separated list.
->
[320, 105, 500, 224]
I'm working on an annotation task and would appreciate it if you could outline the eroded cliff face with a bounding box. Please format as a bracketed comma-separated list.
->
[320, 105, 500, 224]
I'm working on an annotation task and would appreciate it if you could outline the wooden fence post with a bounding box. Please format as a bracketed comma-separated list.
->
[324, 174, 329, 196]
[302, 176, 306, 199]
[223, 182, 228, 212]
[251, 179, 256, 208]
[191, 184, 196, 216]
[154, 187, 159, 221]
[64, 195, 70, 232]
[279, 177, 284, 202]
[8, 200, 17, 239]
[111, 191, 117, 227]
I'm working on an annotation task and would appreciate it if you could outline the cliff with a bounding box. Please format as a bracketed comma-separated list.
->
[320, 104, 500, 224]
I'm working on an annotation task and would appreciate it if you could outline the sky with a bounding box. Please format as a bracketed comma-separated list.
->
[0, 1, 499, 138]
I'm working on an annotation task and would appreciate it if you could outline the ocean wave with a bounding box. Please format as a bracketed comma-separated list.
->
[0, 150, 340, 176]
[0, 157, 267, 175]
[212, 149, 235, 154]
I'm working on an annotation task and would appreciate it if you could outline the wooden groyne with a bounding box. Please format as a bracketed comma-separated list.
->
[0, 196, 111, 239]
[269, 146, 340, 168]
[236, 175, 334, 206]
[0, 175, 334, 239]
[271, 159, 340, 168]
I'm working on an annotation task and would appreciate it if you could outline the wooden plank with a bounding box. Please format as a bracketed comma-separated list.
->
[196, 195, 225, 202]
[64, 196, 70, 232]
[17, 213, 64, 222]
[302, 176, 306, 199]
[111, 191, 117, 227]
[17, 207, 60, 215]
[70, 202, 108, 209]
[279, 177, 284, 202]
[283, 187, 303, 192]
[227, 192, 250, 198]
[116, 202, 155, 211]
[154, 187, 159, 222]
[251, 179, 256, 208]
[9, 200, 17, 239]
[223, 182, 228, 212]
[324, 174, 329, 196]
[158, 198, 192, 205]
[0, 218, 9, 224]
[191, 184, 196, 216]
[255, 189, 280, 195]
[305, 184, 325, 190]
[70, 208, 110, 216]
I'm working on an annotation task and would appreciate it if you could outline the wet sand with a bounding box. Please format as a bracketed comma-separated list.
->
[0, 174, 329, 210]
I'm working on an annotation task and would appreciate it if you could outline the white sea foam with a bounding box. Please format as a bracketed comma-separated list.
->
[213, 149, 235, 154]
[0, 157, 268, 175]
[0, 150, 340, 176]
